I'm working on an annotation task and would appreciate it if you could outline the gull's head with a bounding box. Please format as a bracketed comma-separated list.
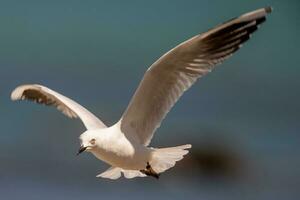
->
[77, 131, 98, 155]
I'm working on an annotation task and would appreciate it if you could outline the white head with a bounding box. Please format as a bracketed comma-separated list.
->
[77, 130, 98, 155]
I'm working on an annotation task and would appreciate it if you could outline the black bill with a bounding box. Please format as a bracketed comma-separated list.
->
[77, 145, 87, 155]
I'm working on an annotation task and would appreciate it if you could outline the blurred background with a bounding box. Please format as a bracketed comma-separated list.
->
[0, 0, 299, 199]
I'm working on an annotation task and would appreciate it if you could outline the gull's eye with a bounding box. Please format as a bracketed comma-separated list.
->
[90, 139, 96, 145]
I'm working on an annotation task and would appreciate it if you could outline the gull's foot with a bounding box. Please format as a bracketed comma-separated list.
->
[140, 162, 160, 179]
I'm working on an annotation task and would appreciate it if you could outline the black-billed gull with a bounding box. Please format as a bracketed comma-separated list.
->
[11, 7, 272, 180]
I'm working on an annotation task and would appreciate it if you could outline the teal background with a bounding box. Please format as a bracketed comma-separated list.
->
[1, 0, 299, 200]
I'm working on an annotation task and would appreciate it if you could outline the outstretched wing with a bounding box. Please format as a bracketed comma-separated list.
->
[119, 7, 272, 145]
[11, 84, 106, 130]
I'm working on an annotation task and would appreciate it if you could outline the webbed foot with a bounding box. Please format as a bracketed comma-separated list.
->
[140, 162, 160, 179]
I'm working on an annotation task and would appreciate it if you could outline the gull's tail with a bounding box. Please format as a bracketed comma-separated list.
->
[96, 144, 191, 180]
[150, 144, 192, 173]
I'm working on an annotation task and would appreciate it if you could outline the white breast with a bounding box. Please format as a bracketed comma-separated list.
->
[90, 126, 151, 170]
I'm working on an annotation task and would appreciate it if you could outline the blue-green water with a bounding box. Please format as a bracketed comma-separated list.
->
[0, 0, 299, 199]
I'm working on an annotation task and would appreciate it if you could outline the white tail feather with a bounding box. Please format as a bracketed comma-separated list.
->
[97, 167, 146, 179]
[150, 144, 192, 173]
[96, 167, 122, 180]
[122, 170, 146, 179]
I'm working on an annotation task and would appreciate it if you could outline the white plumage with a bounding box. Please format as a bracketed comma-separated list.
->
[11, 7, 271, 179]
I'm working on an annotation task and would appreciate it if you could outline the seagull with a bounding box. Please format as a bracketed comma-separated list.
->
[11, 7, 272, 179]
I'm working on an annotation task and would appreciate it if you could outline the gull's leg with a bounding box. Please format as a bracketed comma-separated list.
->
[140, 162, 160, 179]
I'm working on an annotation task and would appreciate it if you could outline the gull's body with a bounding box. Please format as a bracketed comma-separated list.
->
[11, 7, 272, 179]
[82, 125, 151, 171]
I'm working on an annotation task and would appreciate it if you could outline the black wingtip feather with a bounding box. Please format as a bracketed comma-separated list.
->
[256, 16, 266, 25]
